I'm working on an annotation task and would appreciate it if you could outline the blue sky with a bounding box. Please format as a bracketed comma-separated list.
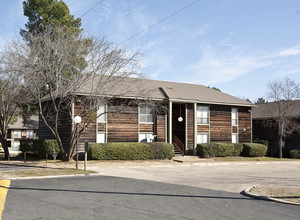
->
[1, 0, 300, 102]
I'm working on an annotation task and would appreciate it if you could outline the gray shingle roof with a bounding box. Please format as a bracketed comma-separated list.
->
[42, 76, 253, 107]
[8, 116, 39, 129]
[252, 100, 300, 119]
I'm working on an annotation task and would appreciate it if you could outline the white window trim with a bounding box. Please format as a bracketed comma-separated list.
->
[232, 108, 238, 126]
[197, 106, 210, 125]
[97, 103, 107, 123]
[14, 130, 22, 138]
[232, 133, 238, 143]
[197, 133, 209, 144]
[26, 130, 34, 138]
[139, 104, 154, 124]
[96, 132, 106, 143]
[139, 132, 156, 142]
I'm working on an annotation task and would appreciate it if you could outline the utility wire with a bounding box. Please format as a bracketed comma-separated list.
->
[80, 0, 105, 18]
[118, 0, 200, 45]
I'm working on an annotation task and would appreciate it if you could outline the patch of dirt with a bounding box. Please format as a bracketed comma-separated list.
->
[250, 185, 300, 203]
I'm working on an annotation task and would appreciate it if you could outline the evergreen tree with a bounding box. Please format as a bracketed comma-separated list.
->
[20, 0, 82, 38]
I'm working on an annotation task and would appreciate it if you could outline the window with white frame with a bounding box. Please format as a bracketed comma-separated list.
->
[197, 106, 209, 125]
[139, 133, 155, 142]
[139, 104, 154, 123]
[232, 133, 238, 143]
[26, 130, 34, 138]
[97, 103, 106, 123]
[97, 132, 106, 143]
[14, 130, 21, 138]
[232, 108, 238, 126]
[12, 141, 20, 151]
[197, 133, 209, 144]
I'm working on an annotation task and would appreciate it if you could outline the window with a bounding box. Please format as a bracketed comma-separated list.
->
[197, 106, 209, 124]
[197, 133, 209, 144]
[232, 108, 238, 126]
[14, 130, 21, 138]
[232, 133, 238, 143]
[97, 103, 106, 123]
[139, 133, 155, 142]
[26, 130, 34, 138]
[12, 141, 20, 151]
[139, 105, 154, 123]
[97, 133, 106, 143]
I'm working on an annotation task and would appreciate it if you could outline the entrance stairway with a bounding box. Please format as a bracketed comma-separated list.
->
[173, 135, 184, 156]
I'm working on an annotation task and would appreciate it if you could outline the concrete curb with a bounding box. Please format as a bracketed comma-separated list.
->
[241, 186, 300, 207]
[7, 173, 101, 180]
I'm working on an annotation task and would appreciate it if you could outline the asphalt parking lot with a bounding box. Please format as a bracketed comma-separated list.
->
[89, 159, 300, 193]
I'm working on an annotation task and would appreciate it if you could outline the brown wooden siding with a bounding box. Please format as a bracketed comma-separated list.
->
[107, 104, 138, 142]
[156, 113, 165, 142]
[98, 123, 106, 132]
[232, 126, 238, 133]
[238, 107, 251, 143]
[210, 105, 231, 142]
[74, 103, 96, 151]
[39, 102, 72, 151]
[186, 104, 194, 151]
[140, 124, 154, 132]
[198, 125, 209, 133]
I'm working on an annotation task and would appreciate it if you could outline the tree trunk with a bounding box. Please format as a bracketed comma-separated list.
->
[279, 135, 283, 159]
[1, 141, 10, 161]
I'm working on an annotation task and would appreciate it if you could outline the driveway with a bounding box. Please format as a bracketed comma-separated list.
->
[87, 158, 300, 193]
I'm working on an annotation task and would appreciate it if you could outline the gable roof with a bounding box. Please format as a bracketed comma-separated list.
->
[8, 116, 39, 130]
[42, 75, 253, 107]
[252, 100, 300, 119]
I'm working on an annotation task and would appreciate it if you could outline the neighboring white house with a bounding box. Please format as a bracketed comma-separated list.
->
[6, 116, 39, 152]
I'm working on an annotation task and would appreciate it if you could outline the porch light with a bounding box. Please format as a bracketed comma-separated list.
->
[74, 116, 82, 170]
[178, 116, 183, 122]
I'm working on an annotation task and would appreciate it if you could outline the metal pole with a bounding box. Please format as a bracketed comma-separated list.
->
[84, 152, 87, 171]
[76, 125, 79, 170]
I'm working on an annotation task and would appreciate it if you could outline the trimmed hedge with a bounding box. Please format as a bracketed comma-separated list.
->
[242, 143, 267, 157]
[196, 143, 243, 158]
[289, 150, 300, 159]
[88, 142, 174, 160]
[20, 139, 58, 159]
[253, 140, 268, 147]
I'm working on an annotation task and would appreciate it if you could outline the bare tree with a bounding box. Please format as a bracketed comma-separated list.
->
[0, 52, 29, 160]
[267, 78, 300, 158]
[4, 25, 150, 161]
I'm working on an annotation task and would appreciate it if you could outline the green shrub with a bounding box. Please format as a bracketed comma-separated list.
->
[242, 143, 267, 157]
[253, 140, 269, 147]
[197, 143, 242, 158]
[233, 143, 243, 156]
[43, 139, 60, 160]
[197, 143, 217, 158]
[289, 150, 300, 159]
[215, 143, 234, 157]
[32, 140, 46, 158]
[147, 142, 174, 159]
[88, 142, 174, 160]
[20, 140, 34, 153]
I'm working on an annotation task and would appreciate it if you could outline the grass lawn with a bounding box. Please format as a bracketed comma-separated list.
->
[250, 185, 300, 204]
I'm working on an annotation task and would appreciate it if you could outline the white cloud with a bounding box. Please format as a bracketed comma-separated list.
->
[278, 45, 300, 56]
[186, 45, 272, 85]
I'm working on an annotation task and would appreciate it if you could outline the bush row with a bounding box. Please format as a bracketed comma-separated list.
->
[20, 139, 60, 159]
[196, 143, 243, 158]
[196, 142, 267, 158]
[88, 142, 174, 160]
